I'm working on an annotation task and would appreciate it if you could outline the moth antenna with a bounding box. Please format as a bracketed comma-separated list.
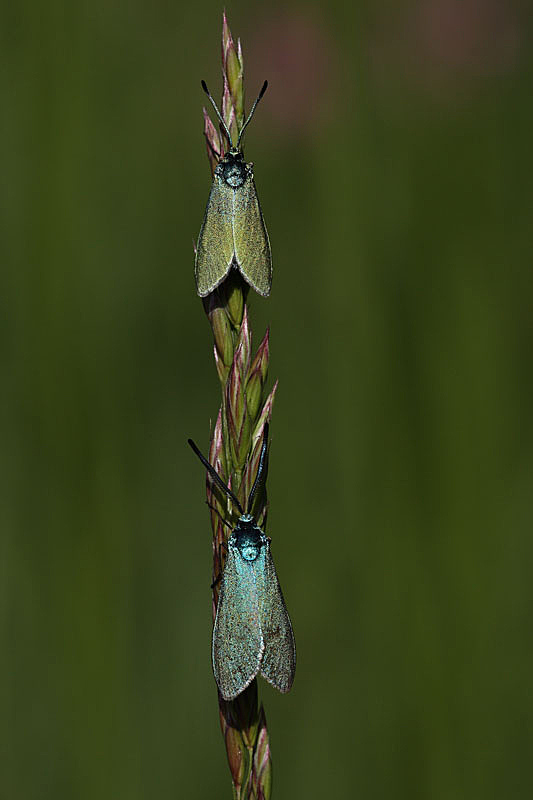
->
[247, 422, 269, 515]
[236, 80, 268, 150]
[188, 438, 244, 515]
[201, 80, 233, 147]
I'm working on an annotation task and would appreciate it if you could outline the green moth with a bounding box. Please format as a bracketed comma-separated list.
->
[195, 80, 272, 298]
[188, 424, 296, 700]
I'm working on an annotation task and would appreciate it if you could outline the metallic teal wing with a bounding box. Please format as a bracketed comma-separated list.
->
[256, 541, 296, 693]
[212, 544, 264, 700]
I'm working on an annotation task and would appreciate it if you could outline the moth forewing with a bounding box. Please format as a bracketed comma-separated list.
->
[232, 169, 272, 297]
[255, 539, 296, 693]
[195, 173, 235, 297]
[212, 541, 265, 701]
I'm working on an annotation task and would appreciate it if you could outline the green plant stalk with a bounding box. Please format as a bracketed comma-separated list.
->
[198, 12, 276, 799]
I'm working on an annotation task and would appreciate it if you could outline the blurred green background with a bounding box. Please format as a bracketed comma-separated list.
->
[2, 1, 532, 798]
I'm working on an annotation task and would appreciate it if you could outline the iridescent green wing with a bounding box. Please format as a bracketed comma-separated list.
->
[256, 540, 296, 693]
[212, 545, 264, 701]
[195, 174, 235, 297]
[232, 168, 272, 297]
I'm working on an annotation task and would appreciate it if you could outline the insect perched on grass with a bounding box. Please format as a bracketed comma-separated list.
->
[194, 80, 272, 298]
[188, 425, 296, 701]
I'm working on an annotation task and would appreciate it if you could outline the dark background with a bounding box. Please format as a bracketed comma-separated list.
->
[2, 1, 532, 798]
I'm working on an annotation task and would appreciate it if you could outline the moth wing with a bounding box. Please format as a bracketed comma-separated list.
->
[257, 540, 296, 694]
[232, 171, 272, 297]
[212, 545, 264, 701]
[195, 174, 235, 297]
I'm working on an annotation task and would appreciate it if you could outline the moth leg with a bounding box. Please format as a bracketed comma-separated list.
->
[205, 500, 232, 530]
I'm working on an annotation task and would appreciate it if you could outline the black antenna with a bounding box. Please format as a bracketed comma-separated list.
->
[236, 80, 268, 149]
[188, 438, 244, 516]
[246, 423, 269, 514]
[201, 80, 233, 147]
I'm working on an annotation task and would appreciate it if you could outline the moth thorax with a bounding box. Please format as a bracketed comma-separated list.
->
[233, 523, 262, 562]
[220, 152, 247, 188]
